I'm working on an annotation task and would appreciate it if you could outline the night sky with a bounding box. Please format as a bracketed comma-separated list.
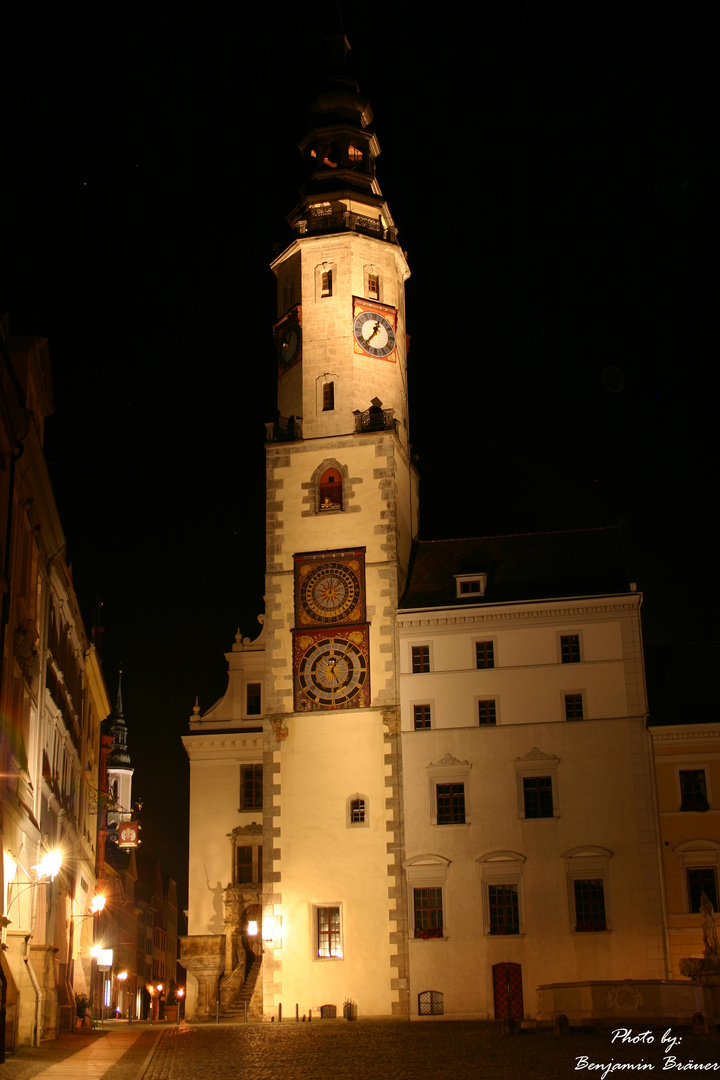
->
[3, 5, 715, 910]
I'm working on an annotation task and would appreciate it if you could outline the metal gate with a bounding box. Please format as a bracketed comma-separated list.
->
[492, 962, 523, 1019]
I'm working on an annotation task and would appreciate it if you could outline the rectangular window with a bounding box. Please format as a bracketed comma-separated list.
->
[321, 270, 333, 296]
[436, 782, 465, 824]
[476, 641, 495, 669]
[565, 693, 584, 720]
[236, 846, 253, 884]
[240, 764, 263, 810]
[561, 635, 581, 663]
[680, 770, 709, 812]
[413, 887, 443, 937]
[350, 798, 365, 823]
[367, 274, 379, 298]
[412, 646, 430, 673]
[687, 868, 718, 912]
[523, 776, 554, 818]
[322, 381, 334, 411]
[574, 879, 607, 931]
[414, 704, 432, 730]
[478, 699, 497, 725]
[488, 884, 519, 935]
[246, 682, 262, 716]
[317, 906, 342, 957]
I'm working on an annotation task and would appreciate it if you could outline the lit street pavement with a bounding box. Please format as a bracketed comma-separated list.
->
[140, 1021, 720, 1080]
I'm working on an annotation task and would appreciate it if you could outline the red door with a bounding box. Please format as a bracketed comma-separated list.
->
[492, 963, 524, 1019]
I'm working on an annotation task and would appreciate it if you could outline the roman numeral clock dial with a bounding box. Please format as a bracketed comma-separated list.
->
[352, 298, 397, 360]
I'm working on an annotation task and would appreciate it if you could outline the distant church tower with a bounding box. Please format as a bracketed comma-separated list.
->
[106, 670, 134, 831]
[262, 34, 417, 1017]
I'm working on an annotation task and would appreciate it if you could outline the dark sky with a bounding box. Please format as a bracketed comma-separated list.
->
[3, 4, 716, 908]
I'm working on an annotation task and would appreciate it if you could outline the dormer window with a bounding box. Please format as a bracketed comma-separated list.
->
[348, 143, 363, 165]
[455, 573, 487, 599]
[318, 467, 342, 511]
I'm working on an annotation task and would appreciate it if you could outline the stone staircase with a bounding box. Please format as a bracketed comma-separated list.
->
[222, 955, 263, 1021]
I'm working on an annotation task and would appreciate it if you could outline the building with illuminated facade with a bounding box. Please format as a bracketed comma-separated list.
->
[181, 43, 681, 1023]
[0, 318, 110, 1050]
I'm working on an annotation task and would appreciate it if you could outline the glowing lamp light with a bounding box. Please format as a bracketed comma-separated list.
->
[263, 917, 276, 943]
[247, 920, 258, 937]
[156, 984, 163, 993]
[33, 850, 62, 881]
[117, 971, 128, 981]
[176, 988, 184, 998]
[89, 894, 106, 915]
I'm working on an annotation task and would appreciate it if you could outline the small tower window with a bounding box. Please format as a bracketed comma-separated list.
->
[322, 382, 335, 411]
[321, 270, 333, 297]
[348, 143, 363, 165]
[318, 467, 342, 511]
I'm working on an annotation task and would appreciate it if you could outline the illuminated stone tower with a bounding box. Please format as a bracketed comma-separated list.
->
[262, 36, 417, 1018]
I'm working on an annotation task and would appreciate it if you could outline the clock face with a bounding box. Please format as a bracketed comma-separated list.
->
[353, 309, 396, 358]
[278, 322, 301, 372]
[296, 633, 369, 709]
[299, 561, 361, 623]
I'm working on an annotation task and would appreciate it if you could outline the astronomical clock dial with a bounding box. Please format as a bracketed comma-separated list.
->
[274, 306, 302, 374]
[295, 551, 365, 627]
[352, 298, 397, 360]
[294, 630, 369, 710]
[299, 561, 361, 624]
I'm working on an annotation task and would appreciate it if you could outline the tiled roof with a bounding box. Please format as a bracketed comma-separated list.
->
[399, 526, 630, 610]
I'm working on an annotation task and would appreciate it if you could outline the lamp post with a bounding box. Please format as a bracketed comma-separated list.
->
[176, 987, 184, 1027]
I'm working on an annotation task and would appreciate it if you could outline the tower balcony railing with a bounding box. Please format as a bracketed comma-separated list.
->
[266, 416, 303, 443]
[354, 406, 395, 434]
[295, 209, 399, 244]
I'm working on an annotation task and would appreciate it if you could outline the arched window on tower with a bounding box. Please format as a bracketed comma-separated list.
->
[318, 467, 343, 512]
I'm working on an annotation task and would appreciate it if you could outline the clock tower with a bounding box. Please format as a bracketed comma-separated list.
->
[262, 37, 417, 1018]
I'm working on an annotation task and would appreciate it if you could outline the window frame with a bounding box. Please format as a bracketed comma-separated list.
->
[411, 644, 431, 673]
[477, 698, 498, 726]
[514, 749, 560, 819]
[413, 702, 433, 730]
[564, 691, 585, 721]
[559, 632, 582, 664]
[346, 792, 369, 829]
[404, 855, 449, 941]
[478, 850, 526, 937]
[677, 767, 710, 812]
[427, 755, 471, 827]
[245, 681, 262, 718]
[454, 573, 487, 599]
[676, 842, 720, 913]
[564, 847, 612, 933]
[239, 764, 263, 811]
[314, 903, 343, 960]
[475, 639, 495, 669]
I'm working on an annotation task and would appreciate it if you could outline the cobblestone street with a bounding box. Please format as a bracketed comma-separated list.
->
[141, 1021, 720, 1080]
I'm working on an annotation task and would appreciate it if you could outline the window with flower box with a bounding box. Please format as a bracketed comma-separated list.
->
[414, 887, 443, 938]
[404, 854, 449, 941]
